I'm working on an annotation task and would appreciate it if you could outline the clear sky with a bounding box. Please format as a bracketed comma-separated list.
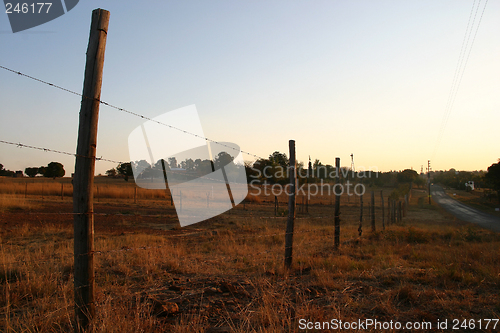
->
[1, 0, 499, 176]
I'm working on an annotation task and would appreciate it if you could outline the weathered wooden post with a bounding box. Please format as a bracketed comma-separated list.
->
[61, 183, 64, 200]
[371, 191, 375, 232]
[73, 8, 110, 332]
[358, 193, 363, 236]
[380, 190, 385, 230]
[307, 158, 312, 213]
[392, 199, 396, 225]
[334, 157, 341, 250]
[404, 193, 408, 217]
[398, 201, 402, 223]
[284, 140, 296, 269]
[388, 197, 391, 223]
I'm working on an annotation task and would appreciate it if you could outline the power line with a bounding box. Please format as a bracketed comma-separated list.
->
[0, 139, 123, 164]
[432, 0, 489, 160]
[0, 65, 264, 161]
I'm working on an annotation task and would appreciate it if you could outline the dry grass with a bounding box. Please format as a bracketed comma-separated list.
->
[0, 177, 170, 202]
[0, 195, 37, 212]
[1, 184, 500, 332]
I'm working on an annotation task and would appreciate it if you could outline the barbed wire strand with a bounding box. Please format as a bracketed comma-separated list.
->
[0, 65, 264, 161]
[0, 139, 123, 164]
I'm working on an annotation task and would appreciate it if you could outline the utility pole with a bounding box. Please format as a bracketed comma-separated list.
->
[427, 160, 431, 205]
[350, 153, 357, 205]
[307, 156, 312, 213]
[284, 140, 296, 269]
[334, 157, 341, 250]
[350, 154, 355, 178]
[73, 9, 110, 332]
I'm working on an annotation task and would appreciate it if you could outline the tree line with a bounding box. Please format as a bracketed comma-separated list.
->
[0, 162, 65, 178]
[107, 152, 237, 182]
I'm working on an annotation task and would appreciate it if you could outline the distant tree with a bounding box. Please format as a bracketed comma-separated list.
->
[397, 169, 419, 184]
[184, 158, 195, 171]
[117, 162, 133, 181]
[214, 152, 234, 170]
[106, 168, 117, 177]
[0, 164, 15, 177]
[313, 159, 323, 179]
[38, 166, 47, 176]
[269, 151, 288, 169]
[485, 160, 500, 200]
[195, 159, 213, 175]
[25, 167, 39, 178]
[245, 160, 259, 183]
[44, 162, 65, 178]
[168, 157, 178, 169]
[413, 175, 425, 188]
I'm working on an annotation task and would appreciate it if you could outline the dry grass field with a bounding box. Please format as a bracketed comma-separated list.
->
[1, 177, 500, 332]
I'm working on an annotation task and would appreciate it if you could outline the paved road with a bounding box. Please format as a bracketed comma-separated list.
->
[430, 185, 500, 232]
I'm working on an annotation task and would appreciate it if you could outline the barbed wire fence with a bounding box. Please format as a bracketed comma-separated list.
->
[0, 56, 412, 327]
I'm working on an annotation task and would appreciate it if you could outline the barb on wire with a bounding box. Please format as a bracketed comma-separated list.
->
[0, 139, 123, 164]
[0, 65, 264, 161]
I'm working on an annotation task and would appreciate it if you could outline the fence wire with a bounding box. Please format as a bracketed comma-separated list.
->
[0, 65, 264, 161]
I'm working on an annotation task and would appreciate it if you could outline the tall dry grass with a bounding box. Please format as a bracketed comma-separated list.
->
[1, 184, 500, 331]
[2, 198, 500, 332]
[0, 179, 170, 202]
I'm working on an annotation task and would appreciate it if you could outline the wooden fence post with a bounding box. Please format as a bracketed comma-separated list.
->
[334, 157, 341, 250]
[371, 191, 375, 232]
[388, 199, 391, 225]
[284, 140, 296, 269]
[73, 8, 110, 332]
[404, 193, 409, 217]
[386, 199, 390, 225]
[380, 191, 385, 230]
[307, 158, 312, 212]
[306, 190, 309, 213]
[398, 201, 402, 223]
[61, 183, 64, 201]
[358, 193, 363, 236]
[392, 200, 396, 225]
[388, 198, 391, 224]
